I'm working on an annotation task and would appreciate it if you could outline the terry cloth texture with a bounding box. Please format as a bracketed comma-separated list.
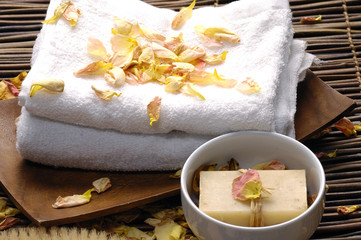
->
[16, 0, 314, 171]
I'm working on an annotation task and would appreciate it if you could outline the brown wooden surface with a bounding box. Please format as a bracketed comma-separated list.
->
[0, 97, 180, 227]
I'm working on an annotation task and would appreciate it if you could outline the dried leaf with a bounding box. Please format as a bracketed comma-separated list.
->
[232, 169, 262, 201]
[113, 17, 133, 35]
[252, 160, 286, 170]
[87, 38, 107, 58]
[171, 0, 196, 30]
[62, 1, 81, 26]
[10, 70, 27, 89]
[300, 15, 322, 23]
[29, 79, 64, 97]
[236, 77, 261, 94]
[337, 205, 359, 215]
[91, 85, 121, 101]
[92, 177, 111, 193]
[104, 67, 126, 87]
[180, 83, 205, 100]
[74, 61, 113, 76]
[0, 81, 16, 100]
[334, 117, 357, 137]
[147, 96, 162, 126]
[42, 1, 71, 24]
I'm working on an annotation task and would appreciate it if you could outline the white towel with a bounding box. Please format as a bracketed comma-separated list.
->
[16, 40, 314, 171]
[18, 0, 296, 136]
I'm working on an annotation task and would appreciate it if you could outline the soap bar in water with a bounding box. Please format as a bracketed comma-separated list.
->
[199, 170, 308, 227]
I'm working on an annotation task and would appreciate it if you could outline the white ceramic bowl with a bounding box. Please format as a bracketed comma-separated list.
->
[181, 131, 325, 240]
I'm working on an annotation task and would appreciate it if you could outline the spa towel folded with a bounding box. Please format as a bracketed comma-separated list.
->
[16, 40, 314, 171]
[18, 0, 297, 136]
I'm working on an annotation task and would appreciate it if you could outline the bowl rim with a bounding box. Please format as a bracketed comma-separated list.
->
[180, 130, 326, 230]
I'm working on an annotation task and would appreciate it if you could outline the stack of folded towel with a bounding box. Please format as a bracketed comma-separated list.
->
[16, 0, 315, 171]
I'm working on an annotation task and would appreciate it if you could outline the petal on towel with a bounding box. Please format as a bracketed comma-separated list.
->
[164, 76, 184, 93]
[200, 51, 228, 65]
[110, 34, 138, 55]
[171, 0, 196, 30]
[163, 33, 188, 55]
[180, 83, 205, 100]
[113, 17, 133, 35]
[172, 62, 195, 74]
[29, 79, 65, 97]
[236, 77, 261, 94]
[138, 46, 155, 65]
[87, 38, 107, 58]
[189, 69, 236, 88]
[177, 46, 205, 63]
[195, 25, 240, 44]
[74, 60, 113, 76]
[10, 70, 27, 89]
[232, 169, 262, 201]
[41, 1, 71, 24]
[104, 67, 126, 87]
[151, 42, 178, 60]
[132, 23, 166, 43]
[91, 85, 121, 101]
[62, 1, 81, 26]
[92, 177, 112, 193]
[147, 96, 162, 126]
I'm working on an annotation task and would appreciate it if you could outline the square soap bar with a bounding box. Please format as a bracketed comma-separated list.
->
[199, 170, 308, 227]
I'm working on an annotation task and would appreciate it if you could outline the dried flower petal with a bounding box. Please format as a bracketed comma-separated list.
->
[10, 71, 27, 89]
[147, 96, 162, 126]
[164, 33, 187, 55]
[195, 25, 240, 44]
[316, 149, 338, 159]
[74, 61, 113, 76]
[252, 160, 286, 170]
[133, 23, 166, 43]
[189, 69, 236, 88]
[42, 1, 71, 24]
[87, 38, 107, 58]
[200, 51, 228, 65]
[192, 163, 217, 195]
[300, 15, 322, 23]
[151, 42, 178, 60]
[178, 46, 205, 63]
[110, 34, 138, 54]
[165, 76, 184, 93]
[236, 77, 261, 94]
[153, 219, 187, 240]
[92, 177, 111, 193]
[337, 205, 359, 215]
[4, 81, 20, 97]
[334, 117, 357, 137]
[30, 79, 64, 97]
[0, 218, 20, 231]
[0, 81, 16, 100]
[104, 67, 126, 87]
[172, 62, 195, 73]
[232, 169, 262, 201]
[91, 85, 121, 101]
[52, 190, 92, 209]
[169, 169, 182, 179]
[110, 225, 153, 240]
[62, 1, 81, 27]
[138, 46, 155, 65]
[218, 158, 240, 171]
[180, 83, 205, 100]
[171, 0, 196, 30]
[109, 51, 134, 68]
[113, 17, 133, 35]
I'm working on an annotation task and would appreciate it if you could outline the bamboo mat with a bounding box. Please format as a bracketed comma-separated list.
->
[1, 0, 361, 239]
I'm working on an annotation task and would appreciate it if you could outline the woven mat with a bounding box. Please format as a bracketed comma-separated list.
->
[1, 0, 361, 239]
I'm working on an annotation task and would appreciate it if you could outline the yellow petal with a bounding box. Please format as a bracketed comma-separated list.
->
[171, 0, 196, 30]
[74, 61, 113, 76]
[232, 169, 262, 201]
[132, 23, 166, 42]
[196, 25, 240, 44]
[138, 46, 155, 65]
[30, 79, 64, 97]
[180, 83, 205, 100]
[92, 177, 111, 193]
[154, 219, 187, 240]
[172, 62, 195, 73]
[164, 76, 184, 93]
[236, 77, 261, 94]
[10, 70, 27, 89]
[337, 205, 359, 215]
[147, 96, 162, 126]
[113, 17, 133, 35]
[164, 33, 187, 55]
[201, 51, 228, 65]
[104, 67, 126, 87]
[42, 1, 71, 24]
[87, 38, 107, 58]
[51, 194, 90, 209]
[189, 69, 236, 88]
[62, 1, 81, 27]
[151, 42, 178, 60]
[91, 85, 121, 101]
[109, 51, 134, 68]
[178, 46, 205, 62]
[110, 34, 138, 54]
[0, 81, 16, 100]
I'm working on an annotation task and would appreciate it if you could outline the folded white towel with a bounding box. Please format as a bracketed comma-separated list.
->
[18, 0, 296, 136]
[16, 40, 314, 171]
